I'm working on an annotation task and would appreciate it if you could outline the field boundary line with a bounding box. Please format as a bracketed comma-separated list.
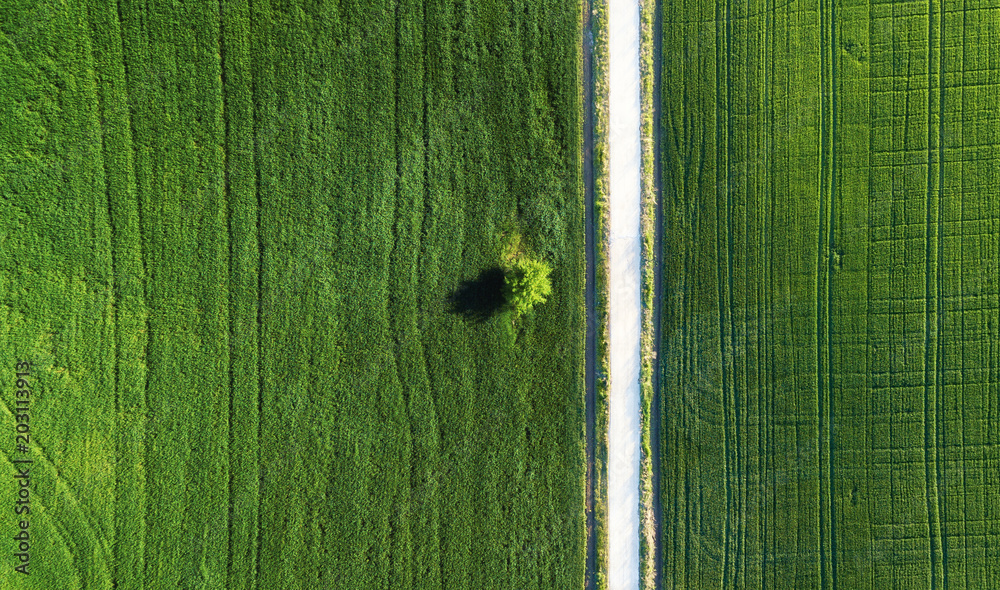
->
[934, 0, 948, 583]
[87, 0, 126, 581]
[957, 6, 969, 580]
[762, 1, 777, 585]
[818, 0, 826, 585]
[714, 0, 729, 584]
[723, 0, 741, 582]
[104, 0, 152, 584]
[216, 2, 236, 586]
[923, 0, 945, 585]
[827, 0, 839, 584]
[714, 0, 735, 583]
[249, 0, 266, 585]
[583, 0, 598, 583]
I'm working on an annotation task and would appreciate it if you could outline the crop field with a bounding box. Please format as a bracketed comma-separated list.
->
[0, 0, 585, 588]
[659, 0, 1000, 587]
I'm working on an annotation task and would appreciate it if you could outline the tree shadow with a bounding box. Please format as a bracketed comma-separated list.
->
[448, 267, 507, 323]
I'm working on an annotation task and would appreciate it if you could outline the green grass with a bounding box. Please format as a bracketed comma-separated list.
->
[0, 0, 585, 587]
[659, 0, 1000, 587]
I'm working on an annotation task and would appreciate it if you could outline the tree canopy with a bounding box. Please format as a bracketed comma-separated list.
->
[504, 257, 553, 318]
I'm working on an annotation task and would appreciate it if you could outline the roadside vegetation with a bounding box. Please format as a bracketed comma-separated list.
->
[589, 0, 612, 586]
[637, 0, 659, 587]
[0, 0, 585, 587]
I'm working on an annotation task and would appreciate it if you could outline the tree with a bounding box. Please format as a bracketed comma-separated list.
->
[504, 257, 553, 318]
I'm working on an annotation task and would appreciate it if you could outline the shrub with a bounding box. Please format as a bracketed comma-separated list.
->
[504, 257, 553, 318]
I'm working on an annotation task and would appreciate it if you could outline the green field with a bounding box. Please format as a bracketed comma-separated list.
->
[0, 0, 585, 588]
[659, 0, 1000, 587]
